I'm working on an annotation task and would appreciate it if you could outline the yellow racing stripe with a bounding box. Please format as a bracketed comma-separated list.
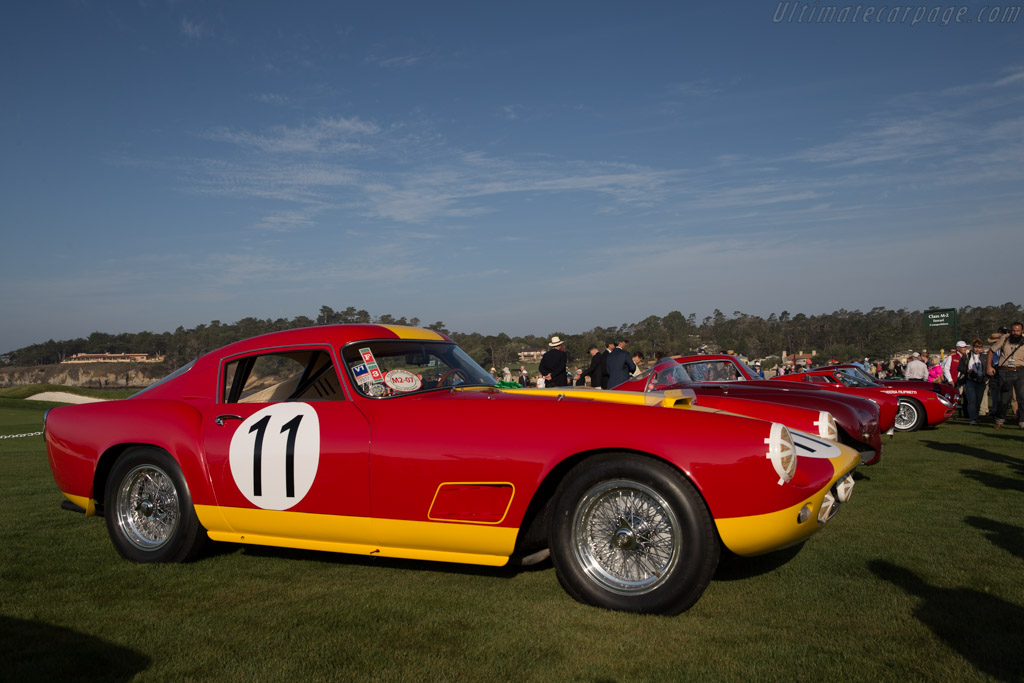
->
[382, 325, 445, 340]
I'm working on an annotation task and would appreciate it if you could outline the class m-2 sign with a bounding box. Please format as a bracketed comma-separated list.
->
[925, 308, 957, 328]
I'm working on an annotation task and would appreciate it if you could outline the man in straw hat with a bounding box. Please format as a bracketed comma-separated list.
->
[539, 336, 569, 387]
[987, 323, 1024, 429]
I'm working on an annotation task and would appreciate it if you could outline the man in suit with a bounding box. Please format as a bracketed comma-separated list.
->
[605, 339, 636, 389]
[599, 341, 615, 388]
[539, 336, 569, 387]
[581, 344, 606, 388]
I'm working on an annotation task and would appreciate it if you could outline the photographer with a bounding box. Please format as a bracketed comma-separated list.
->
[987, 322, 1024, 429]
[957, 339, 988, 425]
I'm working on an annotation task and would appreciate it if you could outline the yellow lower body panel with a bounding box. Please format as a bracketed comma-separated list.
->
[62, 492, 96, 516]
[195, 505, 517, 567]
[715, 450, 859, 556]
[715, 492, 830, 556]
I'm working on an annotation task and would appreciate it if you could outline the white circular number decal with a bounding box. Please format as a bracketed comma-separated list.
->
[385, 369, 422, 392]
[228, 403, 320, 510]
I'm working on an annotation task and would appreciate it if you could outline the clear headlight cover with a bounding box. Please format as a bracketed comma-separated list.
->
[814, 411, 838, 441]
[765, 422, 797, 485]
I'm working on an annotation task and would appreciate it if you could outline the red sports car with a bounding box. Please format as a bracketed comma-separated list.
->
[45, 325, 859, 615]
[615, 355, 886, 465]
[775, 365, 956, 432]
[828, 364, 959, 406]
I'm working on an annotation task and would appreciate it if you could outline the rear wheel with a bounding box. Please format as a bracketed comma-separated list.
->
[550, 454, 719, 615]
[104, 447, 206, 563]
[894, 398, 924, 432]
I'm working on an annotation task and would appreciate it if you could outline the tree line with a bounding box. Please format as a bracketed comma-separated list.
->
[4, 302, 1021, 372]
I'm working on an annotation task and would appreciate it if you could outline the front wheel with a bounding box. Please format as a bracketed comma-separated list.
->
[104, 447, 207, 563]
[550, 454, 719, 615]
[894, 398, 924, 432]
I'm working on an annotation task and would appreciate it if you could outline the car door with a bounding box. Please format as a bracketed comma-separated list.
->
[199, 345, 372, 545]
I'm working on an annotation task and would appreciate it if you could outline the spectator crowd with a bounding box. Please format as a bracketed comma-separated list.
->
[504, 321, 1024, 430]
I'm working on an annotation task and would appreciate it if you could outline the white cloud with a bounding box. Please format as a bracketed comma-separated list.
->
[180, 17, 209, 39]
[366, 53, 426, 68]
[203, 117, 381, 154]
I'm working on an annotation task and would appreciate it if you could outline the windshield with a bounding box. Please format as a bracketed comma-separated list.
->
[644, 361, 694, 391]
[735, 358, 761, 379]
[843, 366, 879, 384]
[675, 359, 742, 382]
[835, 368, 881, 388]
[341, 340, 496, 398]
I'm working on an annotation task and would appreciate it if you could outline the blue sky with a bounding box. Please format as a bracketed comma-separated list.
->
[2, 1, 1022, 353]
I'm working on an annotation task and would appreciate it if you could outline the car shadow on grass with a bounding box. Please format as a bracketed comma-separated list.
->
[868, 560, 1024, 682]
[920, 439, 1024, 471]
[0, 616, 150, 682]
[959, 469, 1024, 494]
[964, 516, 1024, 561]
[712, 544, 803, 581]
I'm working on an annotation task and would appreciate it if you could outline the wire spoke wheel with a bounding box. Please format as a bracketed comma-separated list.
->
[552, 454, 718, 614]
[572, 479, 681, 595]
[105, 447, 206, 563]
[894, 399, 922, 431]
[115, 464, 180, 550]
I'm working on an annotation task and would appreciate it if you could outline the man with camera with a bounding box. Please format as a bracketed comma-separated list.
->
[987, 322, 1024, 429]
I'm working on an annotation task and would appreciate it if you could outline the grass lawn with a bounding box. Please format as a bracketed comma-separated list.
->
[1, 399, 1022, 681]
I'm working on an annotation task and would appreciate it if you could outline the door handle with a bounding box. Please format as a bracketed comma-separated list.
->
[215, 414, 243, 426]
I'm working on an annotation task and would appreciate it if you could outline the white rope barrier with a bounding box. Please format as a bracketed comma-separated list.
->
[0, 431, 43, 439]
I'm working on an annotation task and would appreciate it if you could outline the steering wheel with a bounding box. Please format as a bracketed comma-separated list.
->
[438, 368, 468, 386]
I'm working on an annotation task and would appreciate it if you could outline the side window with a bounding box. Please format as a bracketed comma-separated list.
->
[681, 362, 709, 381]
[223, 349, 344, 403]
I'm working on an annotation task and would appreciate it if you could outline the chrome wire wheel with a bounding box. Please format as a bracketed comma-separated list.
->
[894, 399, 921, 431]
[571, 479, 681, 595]
[114, 464, 180, 552]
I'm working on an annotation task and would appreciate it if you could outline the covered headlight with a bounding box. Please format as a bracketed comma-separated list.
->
[814, 411, 838, 441]
[937, 394, 955, 407]
[765, 422, 797, 485]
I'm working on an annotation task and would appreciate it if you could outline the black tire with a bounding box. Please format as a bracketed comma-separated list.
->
[894, 398, 924, 432]
[104, 447, 207, 563]
[550, 453, 719, 615]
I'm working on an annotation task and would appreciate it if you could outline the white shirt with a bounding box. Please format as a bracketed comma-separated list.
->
[941, 355, 955, 383]
[905, 358, 928, 380]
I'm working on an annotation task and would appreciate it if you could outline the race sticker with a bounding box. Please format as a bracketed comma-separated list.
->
[352, 363, 372, 386]
[790, 431, 843, 459]
[359, 346, 385, 385]
[366, 383, 388, 397]
[385, 368, 422, 392]
[228, 403, 320, 510]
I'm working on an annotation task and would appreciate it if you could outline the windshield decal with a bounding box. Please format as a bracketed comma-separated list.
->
[385, 369, 422, 392]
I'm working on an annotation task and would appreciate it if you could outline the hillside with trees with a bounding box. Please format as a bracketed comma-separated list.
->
[3, 303, 1021, 375]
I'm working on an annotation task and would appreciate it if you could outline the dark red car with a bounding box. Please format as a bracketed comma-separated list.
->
[614, 355, 884, 465]
[775, 365, 956, 432]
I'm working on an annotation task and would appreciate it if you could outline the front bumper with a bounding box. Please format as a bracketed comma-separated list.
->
[714, 448, 859, 556]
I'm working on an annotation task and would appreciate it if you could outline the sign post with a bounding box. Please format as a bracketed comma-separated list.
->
[925, 308, 958, 344]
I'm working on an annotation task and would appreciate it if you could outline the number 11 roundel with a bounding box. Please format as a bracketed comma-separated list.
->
[228, 403, 320, 510]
